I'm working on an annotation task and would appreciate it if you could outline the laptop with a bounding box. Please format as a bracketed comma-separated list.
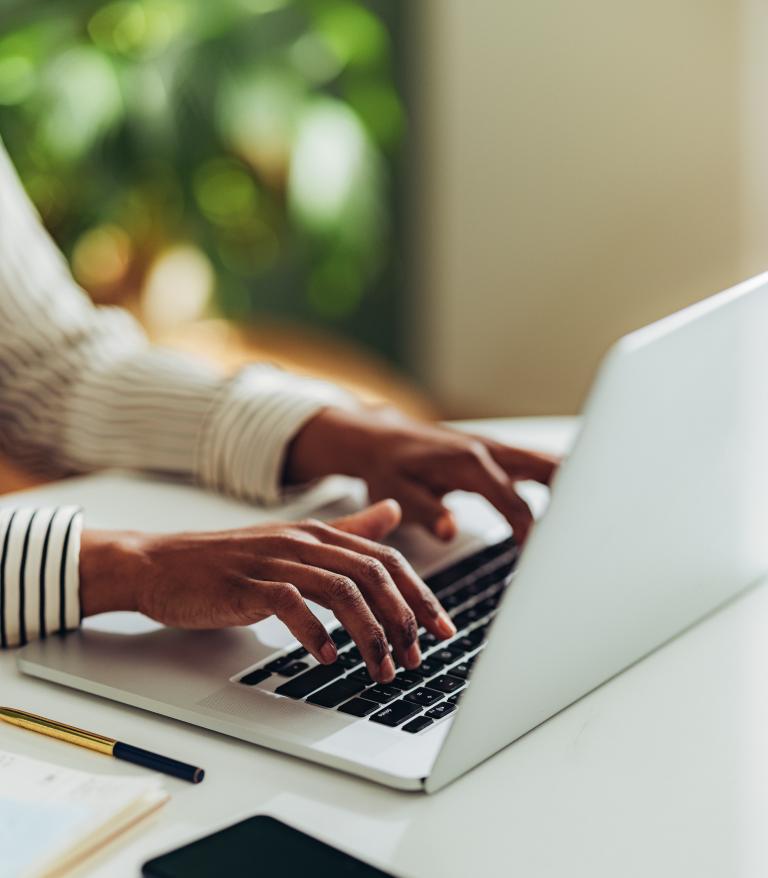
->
[17, 271, 768, 793]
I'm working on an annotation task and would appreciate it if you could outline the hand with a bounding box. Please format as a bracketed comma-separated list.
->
[286, 407, 559, 543]
[79, 501, 455, 684]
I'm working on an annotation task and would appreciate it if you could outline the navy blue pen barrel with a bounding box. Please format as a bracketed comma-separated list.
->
[113, 741, 204, 784]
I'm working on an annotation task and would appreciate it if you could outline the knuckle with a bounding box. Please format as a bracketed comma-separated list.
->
[326, 575, 358, 604]
[365, 627, 389, 663]
[360, 556, 389, 583]
[273, 582, 302, 613]
[300, 518, 325, 532]
[379, 546, 406, 569]
[398, 611, 418, 645]
[267, 534, 297, 553]
[421, 592, 441, 617]
[232, 588, 255, 625]
[275, 529, 316, 547]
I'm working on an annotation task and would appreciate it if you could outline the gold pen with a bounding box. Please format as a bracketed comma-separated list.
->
[0, 706, 204, 783]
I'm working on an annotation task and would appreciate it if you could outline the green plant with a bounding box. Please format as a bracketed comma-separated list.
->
[0, 0, 405, 353]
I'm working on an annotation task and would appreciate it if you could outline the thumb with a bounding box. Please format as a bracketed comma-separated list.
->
[396, 481, 458, 542]
[330, 499, 402, 541]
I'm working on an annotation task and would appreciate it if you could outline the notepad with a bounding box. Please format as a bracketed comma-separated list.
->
[0, 749, 168, 878]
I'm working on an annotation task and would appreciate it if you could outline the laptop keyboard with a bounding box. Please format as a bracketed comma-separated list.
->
[235, 537, 519, 734]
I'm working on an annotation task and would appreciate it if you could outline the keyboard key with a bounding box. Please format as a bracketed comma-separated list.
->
[425, 572, 459, 596]
[391, 671, 422, 691]
[370, 700, 422, 727]
[424, 539, 515, 598]
[477, 596, 499, 613]
[448, 663, 470, 679]
[448, 692, 463, 705]
[346, 646, 362, 661]
[473, 623, 491, 641]
[453, 607, 485, 630]
[425, 702, 456, 720]
[265, 655, 293, 673]
[286, 646, 308, 661]
[454, 629, 486, 650]
[338, 697, 380, 717]
[349, 668, 374, 685]
[275, 663, 345, 699]
[330, 628, 351, 647]
[417, 659, 443, 678]
[425, 675, 465, 694]
[431, 647, 464, 666]
[476, 568, 509, 590]
[446, 641, 470, 658]
[364, 685, 401, 704]
[464, 580, 486, 597]
[239, 668, 271, 686]
[306, 677, 366, 708]
[450, 584, 476, 605]
[476, 537, 517, 564]
[403, 716, 434, 734]
[485, 578, 507, 595]
[419, 632, 439, 651]
[279, 661, 309, 677]
[426, 650, 450, 667]
[403, 687, 442, 707]
[338, 652, 362, 670]
[425, 562, 467, 596]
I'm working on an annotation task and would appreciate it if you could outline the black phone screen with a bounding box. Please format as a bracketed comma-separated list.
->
[142, 815, 395, 878]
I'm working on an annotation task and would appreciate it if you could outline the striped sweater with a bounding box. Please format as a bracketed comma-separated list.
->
[0, 137, 349, 647]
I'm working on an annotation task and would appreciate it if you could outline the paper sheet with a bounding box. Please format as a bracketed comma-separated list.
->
[0, 750, 165, 878]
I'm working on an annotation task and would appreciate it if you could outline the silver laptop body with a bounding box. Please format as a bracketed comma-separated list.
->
[18, 271, 768, 792]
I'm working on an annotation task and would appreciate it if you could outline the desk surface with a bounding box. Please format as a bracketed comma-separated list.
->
[2, 417, 767, 878]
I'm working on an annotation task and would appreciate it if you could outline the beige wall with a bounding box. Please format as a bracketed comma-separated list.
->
[410, 0, 768, 416]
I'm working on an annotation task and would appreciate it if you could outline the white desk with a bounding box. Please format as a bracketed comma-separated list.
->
[2, 417, 768, 878]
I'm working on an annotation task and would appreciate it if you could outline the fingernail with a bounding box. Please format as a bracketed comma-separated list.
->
[437, 612, 456, 638]
[405, 642, 421, 668]
[435, 515, 456, 542]
[378, 655, 396, 682]
[320, 642, 337, 664]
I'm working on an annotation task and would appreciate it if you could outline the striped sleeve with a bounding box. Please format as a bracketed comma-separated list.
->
[0, 506, 82, 648]
[0, 135, 354, 507]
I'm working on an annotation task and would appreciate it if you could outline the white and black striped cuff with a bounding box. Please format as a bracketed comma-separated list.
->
[198, 365, 356, 504]
[0, 505, 82, 648]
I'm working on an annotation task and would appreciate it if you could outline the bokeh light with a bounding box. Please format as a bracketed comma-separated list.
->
[72, 224, 133, 295]
[289, 98, 371, 231]
[141, 244, 214, 333]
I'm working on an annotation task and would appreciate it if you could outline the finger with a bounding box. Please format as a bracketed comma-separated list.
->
[304, 520, 456, 642]
[477, 438, 559, 485]
[393, 479, 458, 542]
[330, 500, 402, 540]
[230, 579, 337, 665]
[293, 540, 421, 671]
[497, 491, 535, 543]
[262, 559, 395, 683]
[456, 446, 536, 543]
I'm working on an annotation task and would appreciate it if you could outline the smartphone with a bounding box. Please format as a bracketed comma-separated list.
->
[142, 815, 395, 878]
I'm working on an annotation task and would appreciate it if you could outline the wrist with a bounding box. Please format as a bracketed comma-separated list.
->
[284, 406, 374, 484]
[79, 530, 148, 618]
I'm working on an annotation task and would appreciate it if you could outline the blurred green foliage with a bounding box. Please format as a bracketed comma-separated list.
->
[0, 0, 405, 355]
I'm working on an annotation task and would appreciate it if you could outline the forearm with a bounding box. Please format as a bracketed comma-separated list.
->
[0, 136, 354, 503]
